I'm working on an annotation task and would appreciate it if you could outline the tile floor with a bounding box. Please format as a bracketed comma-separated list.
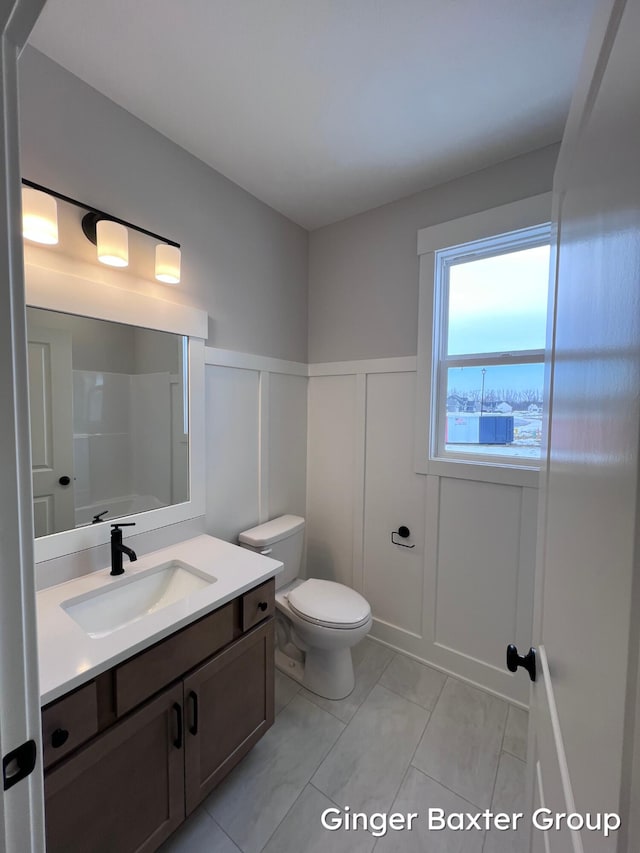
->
[161, 639, 529, 853]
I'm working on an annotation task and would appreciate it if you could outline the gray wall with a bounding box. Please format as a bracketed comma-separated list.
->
[18, 47, 308, 362]
[308, 143, 559, 362]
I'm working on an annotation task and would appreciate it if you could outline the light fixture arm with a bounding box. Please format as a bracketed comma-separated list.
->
[21, 178, 180, 249]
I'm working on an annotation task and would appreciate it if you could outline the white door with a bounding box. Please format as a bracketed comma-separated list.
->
[524, 2, 640, 852]
[28, 326, 75, 535]
[0, 1, 48, 851]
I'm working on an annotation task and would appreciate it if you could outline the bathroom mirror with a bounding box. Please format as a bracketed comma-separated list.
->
[24, 247, 207, 564]
[27, 307, 189, 538]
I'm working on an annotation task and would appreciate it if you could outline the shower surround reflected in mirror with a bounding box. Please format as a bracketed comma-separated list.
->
[27, 308, 189, 537]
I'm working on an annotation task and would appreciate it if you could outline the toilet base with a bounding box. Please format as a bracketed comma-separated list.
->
[275, 645, 355, 700]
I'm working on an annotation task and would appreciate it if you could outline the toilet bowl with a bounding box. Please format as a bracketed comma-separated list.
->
[238, 515, 372, 700]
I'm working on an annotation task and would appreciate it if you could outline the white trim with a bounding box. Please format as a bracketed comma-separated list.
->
[539, 646, 584, 853]
[205, 346, 307, 376]
[204, 351, 419, 379]
[258, 371, 270, 523]
[426, 459, 538, 488]
[366, 635, 528, 711]
[309, 356, 417, 376]
[417, 192, 553, 256]
[24, 246, 208, 339]
[414, 254, 435, 474]
[34, 338, 206, 563]
[1, 3, 48, 849]
[414, 195, 553, 481]
[351, 374, 367, 594]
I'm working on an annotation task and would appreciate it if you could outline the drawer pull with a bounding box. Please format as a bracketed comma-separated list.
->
[258, 601, 268, 612]
[51, 728, 69, 749]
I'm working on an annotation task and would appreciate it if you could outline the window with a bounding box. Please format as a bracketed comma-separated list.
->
[432, 224, 550, 465]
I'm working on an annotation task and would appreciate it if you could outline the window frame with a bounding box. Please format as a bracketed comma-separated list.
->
[432, 224, 550, 467]
[414, 193, 553, 486]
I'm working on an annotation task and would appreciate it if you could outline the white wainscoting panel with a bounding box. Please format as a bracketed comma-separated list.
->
[268, 372, 308, 520]
[305, 359, 538, 705]
[205, 365, 260, 542]
[204, 350, 308, 550]
[306, 374, 359, 588]
[434, 477, 522, 668]
[363, 372, 426, 636]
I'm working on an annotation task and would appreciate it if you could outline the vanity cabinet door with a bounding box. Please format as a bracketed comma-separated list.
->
[45, 683, 185, 853]
[184, 619, 274, 814]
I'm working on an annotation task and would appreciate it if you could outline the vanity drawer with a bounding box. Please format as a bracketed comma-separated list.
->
[42, 681, 99, 769]
[242, 579, 275, 632]
[114, 601, 235, 717]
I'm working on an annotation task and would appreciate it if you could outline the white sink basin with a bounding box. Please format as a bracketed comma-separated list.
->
[61, 560, 216, 638]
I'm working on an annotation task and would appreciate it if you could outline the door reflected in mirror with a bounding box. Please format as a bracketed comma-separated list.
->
[27, 308, 189, 537]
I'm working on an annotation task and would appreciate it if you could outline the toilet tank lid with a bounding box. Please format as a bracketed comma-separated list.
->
[239, 515, 305, 547]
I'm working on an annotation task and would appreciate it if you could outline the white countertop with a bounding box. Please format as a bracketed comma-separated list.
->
[37, 534, 282, 706]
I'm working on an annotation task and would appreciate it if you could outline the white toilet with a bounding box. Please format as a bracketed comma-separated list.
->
[239, 515, 371, 700]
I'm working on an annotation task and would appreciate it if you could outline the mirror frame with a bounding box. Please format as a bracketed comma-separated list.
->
[24, 245, 208, 563]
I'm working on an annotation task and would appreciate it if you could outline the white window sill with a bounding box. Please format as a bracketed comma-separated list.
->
[425, 457, 540, 488]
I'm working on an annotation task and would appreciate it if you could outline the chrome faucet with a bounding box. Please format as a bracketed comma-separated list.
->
[110, 523, 137, 576]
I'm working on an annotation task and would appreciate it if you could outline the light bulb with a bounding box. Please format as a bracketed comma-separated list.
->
[22, 187, 58, 245]
[155, 243, 181, 284]
[96, 220, 128, 267]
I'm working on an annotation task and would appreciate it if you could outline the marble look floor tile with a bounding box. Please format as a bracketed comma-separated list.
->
[262, 784, 376, 853]
[204, 694, 344, 853]
[312, 684, 429, 814]
[483, 753, 527, 853]
[301, 639, 395, 723]
[502, 706, 528, 761]
[379, 654, 447, 711]
[159, 807, 241, 853]
[373, 767, 484, 853]
[412, 679, 508, 809]
[275, 669, 300, 715]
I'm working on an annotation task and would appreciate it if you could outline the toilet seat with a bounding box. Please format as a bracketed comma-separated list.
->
[287, 579, 371, 629]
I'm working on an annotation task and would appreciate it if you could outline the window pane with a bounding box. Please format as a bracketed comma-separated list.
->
[444, 362, 544, 460]
[447, 245, 550, 356]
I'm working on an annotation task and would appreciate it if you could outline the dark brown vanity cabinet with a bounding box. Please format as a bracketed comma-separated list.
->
[184, 620, 274, 812]
[43, 579, 275, 853]
[45, 683, 184, 853]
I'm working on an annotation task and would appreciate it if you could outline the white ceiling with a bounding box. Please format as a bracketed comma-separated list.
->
[29, 0, 595, 229]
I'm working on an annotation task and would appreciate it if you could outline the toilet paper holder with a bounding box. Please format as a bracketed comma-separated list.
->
[391, 526, 415, 548]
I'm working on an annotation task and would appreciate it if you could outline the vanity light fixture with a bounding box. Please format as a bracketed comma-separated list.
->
[22, 186, 59, 245]
[95, 219, 129, 267]
[21, 179, 181, 284]
[155, 243, 181, 284]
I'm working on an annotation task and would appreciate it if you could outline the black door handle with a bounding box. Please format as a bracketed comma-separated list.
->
[258, 601, 268, 612]
[188, 691, 199, 736]
[506, 644, 537, 682]
[172, 702, 183, 749]
[58, 475, 71, 486]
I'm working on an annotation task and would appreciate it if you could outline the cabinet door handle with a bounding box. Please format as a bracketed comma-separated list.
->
[188, 691, 199, 736]
[172, 702, 183, 749]
[258, 601, 268, 612]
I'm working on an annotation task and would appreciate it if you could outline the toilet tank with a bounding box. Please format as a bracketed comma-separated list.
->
[238, 515, 305, 589]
